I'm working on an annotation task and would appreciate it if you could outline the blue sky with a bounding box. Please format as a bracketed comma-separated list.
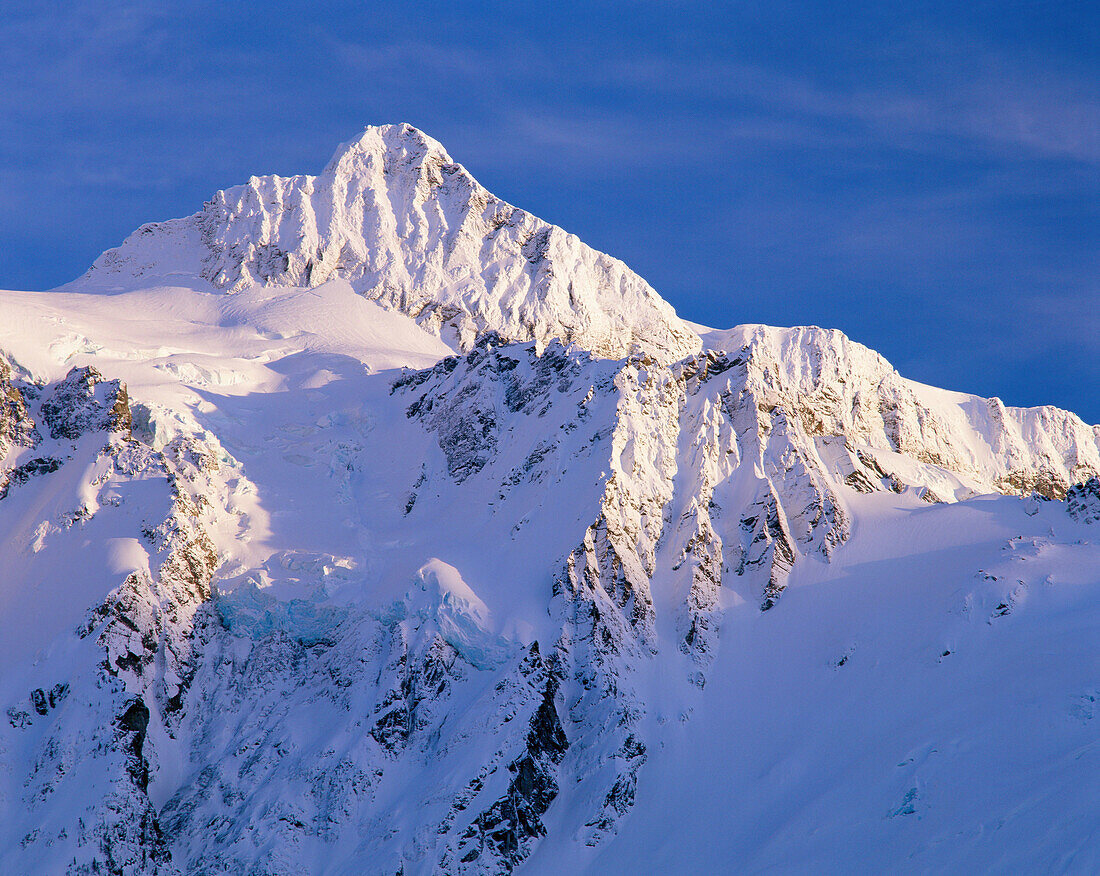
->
[1, 1, 1097, 421]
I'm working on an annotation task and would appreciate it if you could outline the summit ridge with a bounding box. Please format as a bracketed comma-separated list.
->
[80, 123, 701, 363]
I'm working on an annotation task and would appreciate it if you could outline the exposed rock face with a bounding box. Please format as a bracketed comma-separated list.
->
[1, 363, 133, 501]
[81, 124, 701, 363]
[1067, 477, 1100, 524]
[393, 338, 861, 853]
[396, 331, 597, 485]
[1, 362, 128, 499]
[41, 365, 132, 441]
[0, 354, 39, 459]
[403, 328, 1100, 643]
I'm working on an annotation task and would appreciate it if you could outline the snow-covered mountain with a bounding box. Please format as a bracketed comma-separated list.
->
[2, 125, 1098, 875]
[78, 124, 699, 364]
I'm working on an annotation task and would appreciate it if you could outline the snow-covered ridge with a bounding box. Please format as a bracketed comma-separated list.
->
[67, 122, 1100, 499]
[698, 323, 1100, 500]
[79, 123, 700, 363]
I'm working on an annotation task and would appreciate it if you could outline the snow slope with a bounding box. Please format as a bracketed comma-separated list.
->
[0, 125, 1098, 875]
[576, 493, 1100, 875]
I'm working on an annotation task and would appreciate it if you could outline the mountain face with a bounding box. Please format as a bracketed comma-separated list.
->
[2, 126, 1099, 875]
[79, 123, 699, 363]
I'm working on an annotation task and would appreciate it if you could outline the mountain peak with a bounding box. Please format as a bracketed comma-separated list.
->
[323, 123, 454, 176]
[76, 124, 701, 362]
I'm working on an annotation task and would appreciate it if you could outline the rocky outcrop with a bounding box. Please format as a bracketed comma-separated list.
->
[0, 353, 39, 460]
[81, 444, 219, 722]
[397, 332, 596, 485]
[1, 365, 132, 505]
[450, 653, 569, 872]
[40, 365, 131, 441]
[395, 338, 861, 854]
[1067, 477, 1100, 524]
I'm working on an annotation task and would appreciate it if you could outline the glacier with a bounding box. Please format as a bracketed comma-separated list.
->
[0, 124, 1098, 875]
